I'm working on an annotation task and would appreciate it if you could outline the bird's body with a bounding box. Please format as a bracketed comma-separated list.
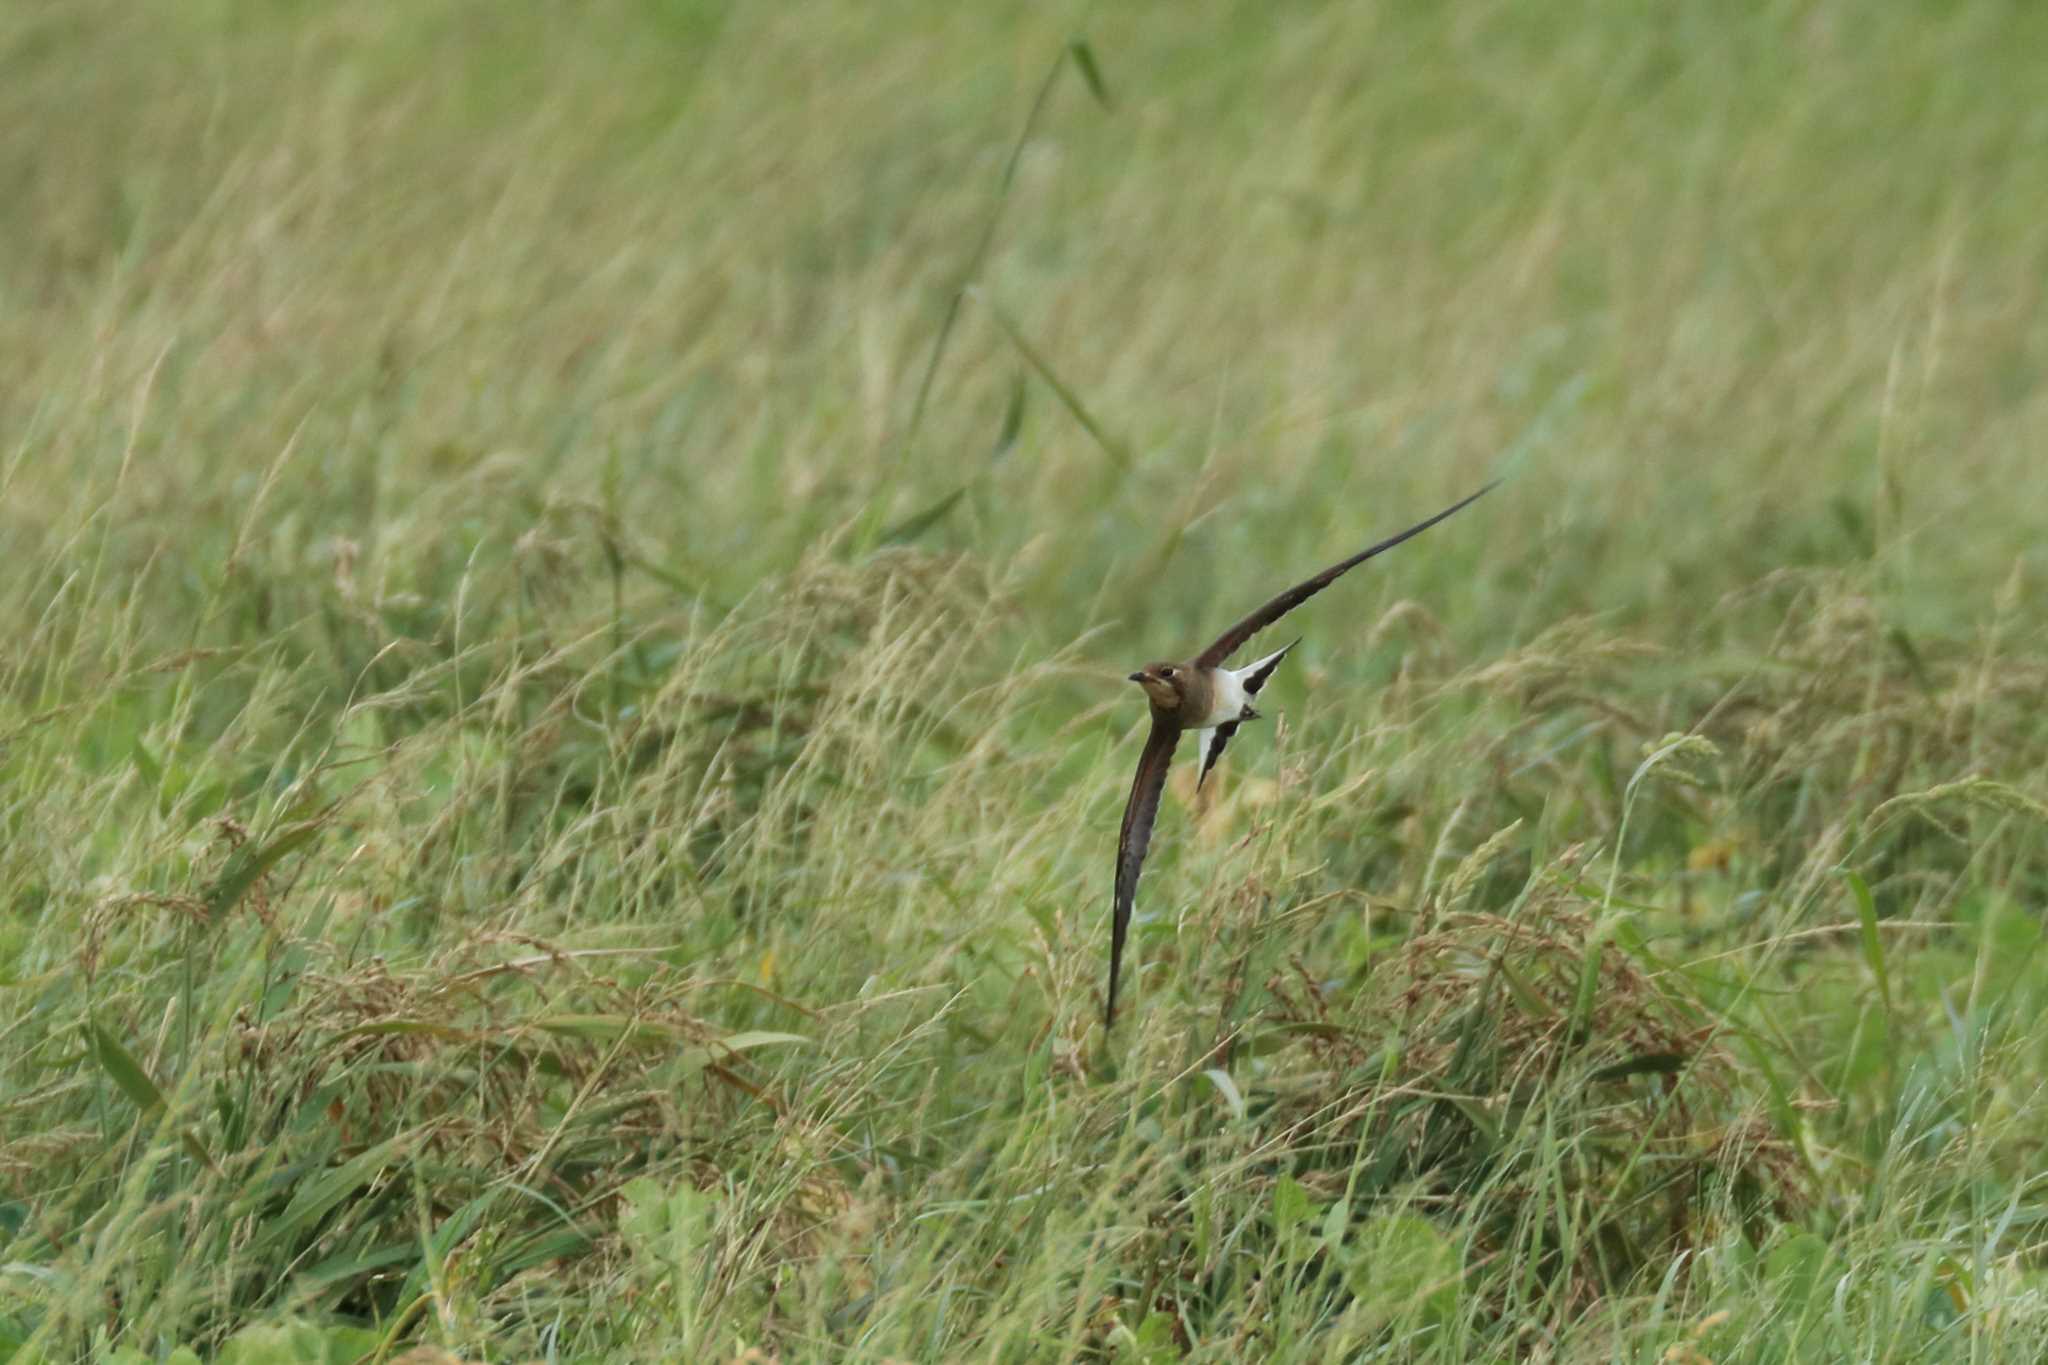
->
[1128, 648, 1277, 730]
[1197, 668, 1247, 730]
[1106, 483, 1496, 1027]
[1128, 643, 1296, 790]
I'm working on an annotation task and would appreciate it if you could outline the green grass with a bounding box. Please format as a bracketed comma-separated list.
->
[3, 1, 2047, 1360]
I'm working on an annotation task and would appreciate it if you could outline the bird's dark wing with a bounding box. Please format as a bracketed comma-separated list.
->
[1109, 714, 1181, 1027]
[1196, 722, 1239, 791]
[1194, 482, 1497, 669]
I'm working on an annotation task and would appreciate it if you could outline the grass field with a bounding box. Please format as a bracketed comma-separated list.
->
[4, 2, 2048, 1360]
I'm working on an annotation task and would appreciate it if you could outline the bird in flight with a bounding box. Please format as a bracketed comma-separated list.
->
[1106, 482, 1496, 1027]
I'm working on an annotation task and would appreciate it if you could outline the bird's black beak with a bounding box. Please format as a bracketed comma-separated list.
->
[1127, 672, 1145, 683]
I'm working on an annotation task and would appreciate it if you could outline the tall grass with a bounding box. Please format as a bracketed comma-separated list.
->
[3, 1, 2046, 1360]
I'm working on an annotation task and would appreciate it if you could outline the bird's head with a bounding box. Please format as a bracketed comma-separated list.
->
[1127, 661, 1189, 712]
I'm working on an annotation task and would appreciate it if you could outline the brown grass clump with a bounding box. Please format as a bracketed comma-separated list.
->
[92, 930, 842, 1343]
[1259, 863, 1805, 1310]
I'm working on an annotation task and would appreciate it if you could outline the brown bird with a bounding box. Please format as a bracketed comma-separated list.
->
[1107, 482, 1496, 1027]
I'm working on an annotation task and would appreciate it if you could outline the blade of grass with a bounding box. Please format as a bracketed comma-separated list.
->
[1068, 38, 1113, 109]
[898, 36, 1092, 462]
[880, 487, 968, 545]
[86, 1022, 166, 1116]
[201, 818, 326, 921]
[85, 1023, 220, 1173]
[1839, 867, 1891, 1011]
[991, 372, 1027, 459]
[974, 290, 1131, 469]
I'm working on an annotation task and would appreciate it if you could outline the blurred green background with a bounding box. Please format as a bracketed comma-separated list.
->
[2, 2, 2045, 1360]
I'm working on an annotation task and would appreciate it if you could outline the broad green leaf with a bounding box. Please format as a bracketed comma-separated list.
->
[86, 1025, 221, 1172]
[1445, 1095, 1501, 1146]
[1764, 1232, 1831, 1305]
[217, 1320, 382, 1365]
[251, 1130, 418, 1259]
[1272, 1176, 1312, 1240]
[1839, 867, 1890, 1009]
[87, 1022, 165, 1115]
[1319, 1195, 1352, 1250]
[1497, 960, 1554, 1019]
[1202, 1067, 1246, 1121]
[1343, 1214, 1461, 1325]
[709, 1030, 810, 1053]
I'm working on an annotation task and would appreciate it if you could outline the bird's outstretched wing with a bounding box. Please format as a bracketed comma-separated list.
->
[1194, 482, 1497, 669]
[1109, 715, 1180, 1027]
[1196, 722, 1240, 791]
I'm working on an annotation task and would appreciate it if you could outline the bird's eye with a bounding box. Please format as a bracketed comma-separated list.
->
[1161, 666, 1175, 677]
